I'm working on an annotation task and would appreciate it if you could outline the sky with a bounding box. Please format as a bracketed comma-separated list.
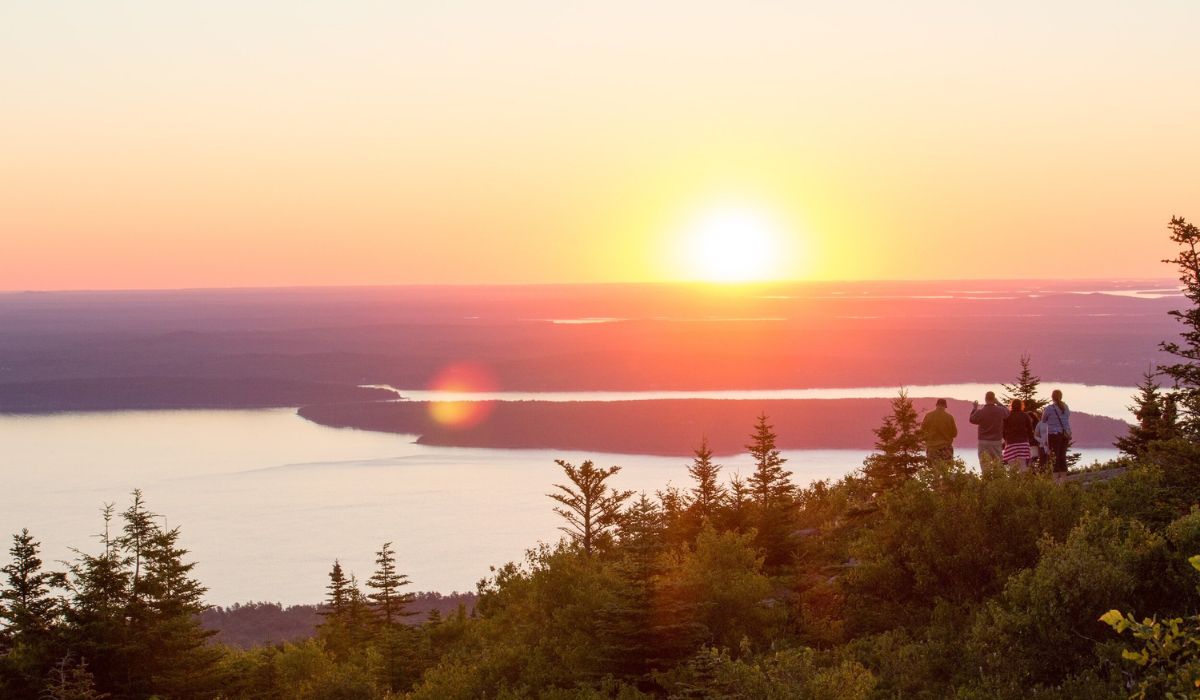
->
[2, 1, 1198, 290]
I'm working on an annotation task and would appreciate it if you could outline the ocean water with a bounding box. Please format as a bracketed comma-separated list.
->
[0, 408, 1119, 605]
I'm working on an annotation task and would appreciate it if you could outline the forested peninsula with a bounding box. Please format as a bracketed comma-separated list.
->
[298, 397, 1127, 455]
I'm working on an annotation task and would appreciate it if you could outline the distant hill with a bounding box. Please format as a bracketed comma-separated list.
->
[298, 398, 1128, 456]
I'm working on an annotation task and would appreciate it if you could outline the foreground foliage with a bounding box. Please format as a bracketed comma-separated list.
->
[6, 440, 1200, 699]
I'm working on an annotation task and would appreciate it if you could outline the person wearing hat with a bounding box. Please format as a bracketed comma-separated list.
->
[921, 398, 958, 462]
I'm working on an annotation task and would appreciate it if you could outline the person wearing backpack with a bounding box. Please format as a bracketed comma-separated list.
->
[1041, 389, 1072, 476]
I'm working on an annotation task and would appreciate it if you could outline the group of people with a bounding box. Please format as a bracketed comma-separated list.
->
[920, 390, 1073, 474]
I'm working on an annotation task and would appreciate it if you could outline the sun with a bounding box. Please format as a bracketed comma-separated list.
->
[679, 204, 789, 283]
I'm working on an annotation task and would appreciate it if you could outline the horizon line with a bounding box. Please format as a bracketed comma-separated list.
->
[0, 277, 1181, 296]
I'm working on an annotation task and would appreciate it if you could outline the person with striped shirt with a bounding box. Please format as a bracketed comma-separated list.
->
[1002, 399, 1034, 471]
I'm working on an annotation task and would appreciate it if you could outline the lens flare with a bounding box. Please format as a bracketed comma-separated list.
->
[426, 362, 497, 429]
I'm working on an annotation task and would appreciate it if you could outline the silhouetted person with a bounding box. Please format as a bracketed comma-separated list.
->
[1002, 399, 1034, 471]
[1030, 408, 1048, 472]
[1041, 389, 1072, 476]
[969, 391, 1009, 469]
[921, 398, 958, 462]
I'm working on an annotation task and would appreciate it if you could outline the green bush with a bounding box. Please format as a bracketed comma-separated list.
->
[842, 463, 1084, 634]
[969, 511, 1166, 688]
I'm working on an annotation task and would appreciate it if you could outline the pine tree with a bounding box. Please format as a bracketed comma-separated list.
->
[862, 390, 925, 491]
[547, 460, 634, 556]
[723, 473, 751, 532]
[1, 529, 62, 699]
[1158, 216, 1200, 435]
[686, 438, 726, 523]
[317, 561, 354, 656]
[618, 493, 664, 552]
[1, 529, 59, 640]
[343, 575, 375, 648]
[62, 504, 129, 696]
[322, 560, 349, 621]
[1001, 353, 1046, 410]
[745, 414, 793, 506]
[367, 542, 415, 626]
[138, 523, 218, 697]
[120, 490, 158, 618]
[745, 415, 796, 568]
[600, 494, 696, 679]
[1116, 370, 1176, 457]
[656, 484, 688, 545]
[367, 542, 418, 693]
[62, 494, 216, 699]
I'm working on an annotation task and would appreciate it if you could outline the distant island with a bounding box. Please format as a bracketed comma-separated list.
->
[298, 397, 1128, 455]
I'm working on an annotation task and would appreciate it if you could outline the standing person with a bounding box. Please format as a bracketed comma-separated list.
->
[970, 391, 1010, 469]
[1030, 408, 1049, 472]
[1002, 399, 1034, 471]
[1042, 389, 1072, 476]
[921, 398, 958, 462]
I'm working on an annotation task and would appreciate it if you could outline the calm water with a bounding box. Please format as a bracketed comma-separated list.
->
[1, 409, 1119, 605]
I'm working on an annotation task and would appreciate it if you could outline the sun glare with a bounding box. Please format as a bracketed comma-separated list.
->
[680, 205, 789, 283]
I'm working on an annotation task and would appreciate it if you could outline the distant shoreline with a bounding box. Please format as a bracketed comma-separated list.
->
[298, 397, 1129, 456]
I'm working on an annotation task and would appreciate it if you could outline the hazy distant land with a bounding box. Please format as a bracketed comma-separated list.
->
[0, 280, 1173, 452]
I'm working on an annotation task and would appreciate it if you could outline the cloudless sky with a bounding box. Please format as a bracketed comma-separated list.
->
[2, 1, 1197, 290]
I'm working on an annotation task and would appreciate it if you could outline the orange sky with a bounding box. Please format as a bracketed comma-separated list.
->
[2, 2, 1197, 290]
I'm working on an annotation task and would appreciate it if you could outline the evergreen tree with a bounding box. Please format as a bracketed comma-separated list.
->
[138, 523, 218, 697]
[120, 490, 157, 617]
[686, 438, 726, 523]
[1001, 353, 1046, 411]
[547, 460, 634, 555]
[655, 484, 688, 545]
[1116, 370, 1176, 457]
[367, 541, 415, 625]
[61, 494, 216, 699]
[61, 504, 129, 696]
[1, 529, 59, 641]
[1, 529, 62, 699]
[343, 575, 375, 648]
[618, 493, 664, 552]
[367, 543, 418, 693]
[745, 415, 796, 568]
[322, 560, 349, 621]
[1158, 216, 1200, 435]
[320, 569, 377, 658]
[601, 494, 698, 680]
[724, 473, 751, 533]
[745, 414, 793, 506]
[862, 390, 925, 491]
